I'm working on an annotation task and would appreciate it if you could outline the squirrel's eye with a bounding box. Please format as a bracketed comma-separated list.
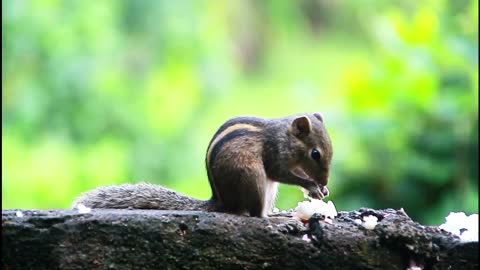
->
[311, 149, 321, 161]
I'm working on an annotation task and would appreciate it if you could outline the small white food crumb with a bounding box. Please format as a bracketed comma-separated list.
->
[362, 215, 378, 230]
[294, 199, 338, 221]
[15, 211, 24, 217]
[300, 188, 310, 199]
[76, 203, 92, 214]
[406, 260, 423, 270]
[439, 212, 478, 242]
[302, 234, 311, 243]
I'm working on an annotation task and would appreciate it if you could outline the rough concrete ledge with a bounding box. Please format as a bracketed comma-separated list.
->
[2, 208, 478, 270]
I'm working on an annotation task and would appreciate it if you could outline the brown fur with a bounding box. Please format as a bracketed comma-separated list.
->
[72, 113, 333, 218]
[72, 183, 214, 211]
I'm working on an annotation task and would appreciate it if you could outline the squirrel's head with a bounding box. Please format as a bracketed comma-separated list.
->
[289, 113, 333, 186]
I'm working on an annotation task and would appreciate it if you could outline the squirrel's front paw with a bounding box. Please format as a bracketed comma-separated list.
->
[306, 184, 325, 200]
[320, 186, 329, 197]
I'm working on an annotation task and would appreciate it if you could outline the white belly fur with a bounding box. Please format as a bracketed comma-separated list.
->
[263, 180, 279, 216]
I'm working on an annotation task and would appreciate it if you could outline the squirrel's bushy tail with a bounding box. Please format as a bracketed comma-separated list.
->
[72, 183, 213, 211]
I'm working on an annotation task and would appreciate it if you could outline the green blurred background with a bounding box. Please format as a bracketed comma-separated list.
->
[2, 0, 478, 225]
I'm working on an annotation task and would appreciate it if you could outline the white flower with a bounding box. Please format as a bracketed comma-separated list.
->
[439, 212, 478, 242]
[295, 201, 317, 220]
[76, 203, 92, 214]
[460, 229, 478, 243]
[325, 201, 338, 219]
[294, 199, 338, 221]
[439, 212, 467, 233]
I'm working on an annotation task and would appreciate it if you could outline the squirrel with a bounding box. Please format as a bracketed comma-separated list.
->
[72, 113, 333, 217]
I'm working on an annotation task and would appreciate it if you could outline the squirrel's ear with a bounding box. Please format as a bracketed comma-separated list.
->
[292, 116, 311, 136]
[313, 112, 323, 122]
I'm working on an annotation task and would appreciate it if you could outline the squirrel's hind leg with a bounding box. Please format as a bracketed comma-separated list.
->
[211, 163, 267, 217]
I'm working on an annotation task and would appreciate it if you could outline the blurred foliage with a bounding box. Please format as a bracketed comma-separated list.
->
[2, 0, 477, 225]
